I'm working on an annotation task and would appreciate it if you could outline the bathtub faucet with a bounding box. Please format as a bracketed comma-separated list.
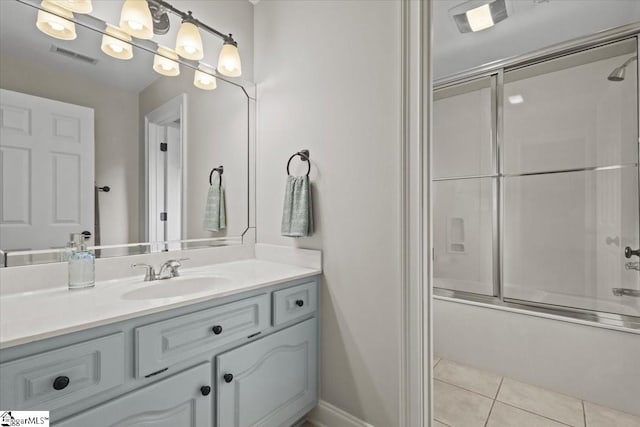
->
[612, 288, 640, 297]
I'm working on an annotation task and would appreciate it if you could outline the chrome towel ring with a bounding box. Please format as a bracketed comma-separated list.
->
[286, 150, 310, 176]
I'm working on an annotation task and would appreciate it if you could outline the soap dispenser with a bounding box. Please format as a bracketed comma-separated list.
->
[68, 233, 95, 289]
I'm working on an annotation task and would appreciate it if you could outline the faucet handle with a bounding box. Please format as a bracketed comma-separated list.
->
[132, 263, 156, 281]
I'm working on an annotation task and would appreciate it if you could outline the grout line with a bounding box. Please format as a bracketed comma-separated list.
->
[433, 418, 453, 427]
[433, 357, 442, 368]
[582, 400, 587, 427]
[483, 394, 498, 427]
[434, 378, 498, 400]
[493, 377, 504, 401]
[497, 401, 576, 427]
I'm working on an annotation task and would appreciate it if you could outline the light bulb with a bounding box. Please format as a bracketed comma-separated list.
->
[153, 46, 180, 77]
[36, 1, 76, 40]
[101, 25, 133, 60]
[175, 20, 203, 60]
[217, 40, 242, 77]
[119, 0, 153, 39]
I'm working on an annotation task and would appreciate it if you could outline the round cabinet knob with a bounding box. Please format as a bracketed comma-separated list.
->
[295, 299, 304, 307]
[53, 376, 70, 390]
[223, 373, 234, 383]
[212, 325, 223, 335]
[200, 385, 211, 396]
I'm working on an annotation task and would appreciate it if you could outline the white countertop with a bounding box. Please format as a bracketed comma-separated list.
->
[0, 259, 321, 349]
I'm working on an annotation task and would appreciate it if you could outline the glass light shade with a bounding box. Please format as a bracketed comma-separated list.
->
[194, 70, 217, 90]
[175, 21, 204, 60]
[153, 46, 180, 77]
[119, 0, 153, 40]
[49, 0, 92, 14]
[217, 42, 242, 77]
[36, 1, 76, 40]
[101, 25, 133, 60]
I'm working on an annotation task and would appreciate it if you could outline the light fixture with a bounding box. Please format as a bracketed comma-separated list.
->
[49, 0, 92, 14]
[194, 66, 217, 90]
[101, 25, 133, 60]
[450, 0, 508, 33]
[36, 0, 77, 41]
[153, 46, 180, 76]
[508, 94, 524, 104]
[119, 0, 154, 39]
[175, 12, 204, 60]
[217, 37, 242, 77]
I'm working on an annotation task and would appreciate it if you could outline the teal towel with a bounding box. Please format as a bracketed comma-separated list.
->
[203, 185, 226, 232]
[281, 175, 313, 237]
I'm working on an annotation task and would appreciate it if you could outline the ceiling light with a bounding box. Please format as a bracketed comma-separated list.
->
[153, 46, 180, 76]
[119, 0, 154, 39]
[194, 69, 217, 91]
[101, 25, 133, 60]
[175, 13, 204, 60]
[508, 94, 524, 104]
[217, 37, 242, 77]
[49, 0, 92, 14]
[36, 0, 77, 40]
[450, 0, 508, 33]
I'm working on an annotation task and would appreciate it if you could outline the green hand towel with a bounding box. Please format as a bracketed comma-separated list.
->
[203, 184, 226, 232]
[281, 175, 313, 237]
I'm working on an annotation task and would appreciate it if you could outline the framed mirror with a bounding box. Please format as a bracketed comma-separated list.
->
[0, 0, 255, 267]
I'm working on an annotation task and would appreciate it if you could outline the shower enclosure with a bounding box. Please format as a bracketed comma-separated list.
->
[433, 28, 640, 327]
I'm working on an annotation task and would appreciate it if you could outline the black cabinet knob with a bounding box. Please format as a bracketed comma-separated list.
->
[212, 325, 223, 335]
[53, 376, 70, 390]
[200, 385, 211, 396]
[625, 246, 640, 258]
[223, 373, 234, 383]
[295, 299, 304, 307]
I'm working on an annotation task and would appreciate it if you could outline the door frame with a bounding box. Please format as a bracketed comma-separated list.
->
[143, 94, 187, 245]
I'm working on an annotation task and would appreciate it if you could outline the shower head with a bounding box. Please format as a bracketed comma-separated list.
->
[608, 56, 637, 82]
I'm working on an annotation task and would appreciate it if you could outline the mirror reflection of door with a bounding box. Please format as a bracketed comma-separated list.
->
[145, 94, 185, 251]
[0, 88, 94, 251]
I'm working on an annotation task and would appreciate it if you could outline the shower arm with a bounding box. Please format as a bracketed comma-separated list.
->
[621, 56, 637, 68]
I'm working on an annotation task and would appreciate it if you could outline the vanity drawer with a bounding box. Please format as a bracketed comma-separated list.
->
[135, 294, 270, 378]
[272, 281, 317, 326]
[0, 333, 125, 412]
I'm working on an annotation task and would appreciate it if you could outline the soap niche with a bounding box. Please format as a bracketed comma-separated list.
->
[447, 217, 466, 254]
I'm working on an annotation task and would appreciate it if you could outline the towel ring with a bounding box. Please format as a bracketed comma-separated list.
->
[286, 150, 310, 176]
[209, 166, 224, 186]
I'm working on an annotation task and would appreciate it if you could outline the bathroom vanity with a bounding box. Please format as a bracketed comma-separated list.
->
[0, 259, 320, 427]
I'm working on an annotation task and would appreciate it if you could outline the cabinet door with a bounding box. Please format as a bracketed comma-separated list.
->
[57, 363, 212, 427]
[217, 318, 317, 427]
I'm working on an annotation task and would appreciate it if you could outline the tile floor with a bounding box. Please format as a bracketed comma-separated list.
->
[433, 357, 640, 427]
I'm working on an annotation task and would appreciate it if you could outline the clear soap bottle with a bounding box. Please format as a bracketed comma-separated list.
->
[68, 233, 95, 289]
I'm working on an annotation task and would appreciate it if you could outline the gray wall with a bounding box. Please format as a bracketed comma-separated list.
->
[254, 1, 403, 425]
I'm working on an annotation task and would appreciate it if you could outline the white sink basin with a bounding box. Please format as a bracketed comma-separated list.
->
[122, 276, 231, 300]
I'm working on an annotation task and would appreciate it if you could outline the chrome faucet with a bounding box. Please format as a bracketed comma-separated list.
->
[132, 258, 189, 281]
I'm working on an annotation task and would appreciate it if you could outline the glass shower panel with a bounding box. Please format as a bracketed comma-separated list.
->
[503, 167, 640, 317]
[503, 39, 637, 175]
[433, 77, 494, 179]
[433, 178, 495, 296]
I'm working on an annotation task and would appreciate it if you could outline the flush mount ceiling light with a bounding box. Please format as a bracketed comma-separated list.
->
[101, 25, 133, 60]
[153, 46, 180, 76]
[49, 0, 93, 14]
[508, 94, 524, 104]
[119, 0, 154, 39]
[36, 0, 77, 40]
[175, 12, 204, 60]
[450, 0, 508, 33]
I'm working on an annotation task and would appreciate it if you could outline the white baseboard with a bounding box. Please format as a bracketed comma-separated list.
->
[306, 400, 375, 427]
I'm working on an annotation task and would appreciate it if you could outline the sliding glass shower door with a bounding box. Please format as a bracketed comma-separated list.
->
[433, 37, 640, 319]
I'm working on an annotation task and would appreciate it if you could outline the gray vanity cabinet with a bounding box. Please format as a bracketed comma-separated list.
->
[56, 363, 213, 427]
[217, 318, 317, 427]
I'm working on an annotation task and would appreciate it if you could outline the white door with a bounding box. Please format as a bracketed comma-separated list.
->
[0, 89, 94, 251]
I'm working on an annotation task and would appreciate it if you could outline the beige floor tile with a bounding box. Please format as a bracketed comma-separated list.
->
[434, 380, 493, 427]
[487, 402, 570, 427]
[497, 378, 584, 427]
[584, 401, 640, 427]
[434, 359, 503, 398]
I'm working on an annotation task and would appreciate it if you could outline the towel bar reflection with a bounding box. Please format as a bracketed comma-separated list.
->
[287, 150, 310, 176]
[209, 166, 223, 186]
